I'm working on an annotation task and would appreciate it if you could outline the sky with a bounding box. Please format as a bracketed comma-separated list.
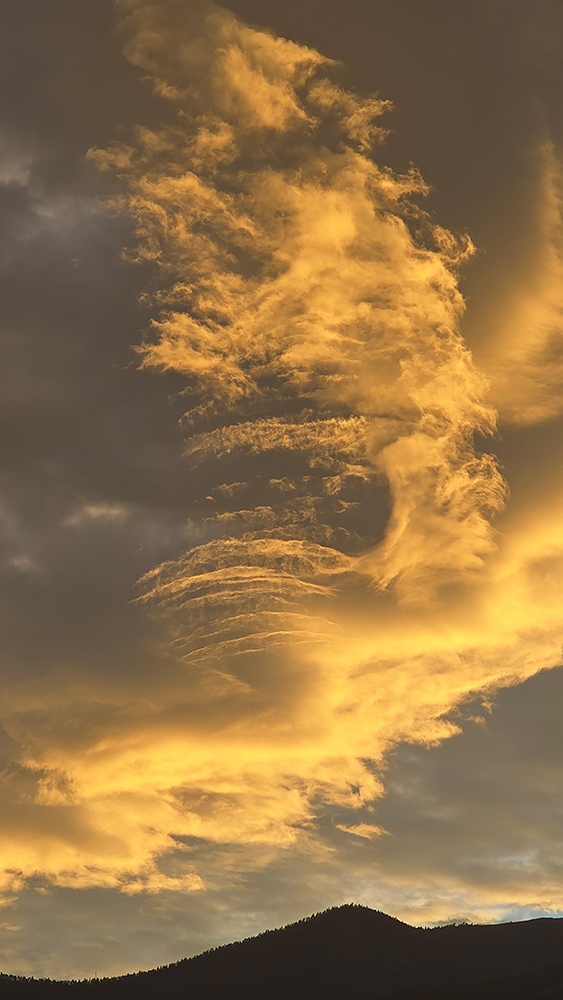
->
[1, 0, 563, 980]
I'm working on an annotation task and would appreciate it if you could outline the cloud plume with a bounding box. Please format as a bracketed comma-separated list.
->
[93, 0, 504, 606]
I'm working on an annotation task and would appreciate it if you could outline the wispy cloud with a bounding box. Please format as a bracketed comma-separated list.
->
[481, 140, 563, 426]
[1, 0, 563, 926]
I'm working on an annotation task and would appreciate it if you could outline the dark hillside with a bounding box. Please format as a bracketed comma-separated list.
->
[2, 904, 563, 999]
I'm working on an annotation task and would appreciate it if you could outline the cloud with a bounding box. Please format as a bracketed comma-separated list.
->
[344, 667, 563, 925]
[63, 503, 130, 527]
[335, 822, 388, 840]
[113, 0, 388, 137]
[92, 0, 503, 601]
[480, 140, 563, 426]
[1, 0, 563, 950]
[0, 137, 32, 187]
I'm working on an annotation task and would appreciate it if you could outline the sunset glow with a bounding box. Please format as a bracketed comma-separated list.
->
[1, 0, 563, 979]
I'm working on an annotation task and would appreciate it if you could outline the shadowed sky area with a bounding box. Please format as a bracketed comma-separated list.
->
[1, 0, 563, 980]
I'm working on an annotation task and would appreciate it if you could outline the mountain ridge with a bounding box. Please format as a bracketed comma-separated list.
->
[3, 903, 563, 998]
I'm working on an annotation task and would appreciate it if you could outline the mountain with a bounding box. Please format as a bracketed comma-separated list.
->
[3, 904, 563, 999]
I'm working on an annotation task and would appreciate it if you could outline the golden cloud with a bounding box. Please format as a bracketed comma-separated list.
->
[1, 0, 563, 910]
[480, 140, 563, 426]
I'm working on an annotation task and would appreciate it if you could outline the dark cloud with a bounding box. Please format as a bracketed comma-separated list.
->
[0, 0, 200, 690]
[360, 668, 563, 921]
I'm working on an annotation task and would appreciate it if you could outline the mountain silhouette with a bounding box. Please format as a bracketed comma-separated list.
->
[3, 904, 563, 998]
